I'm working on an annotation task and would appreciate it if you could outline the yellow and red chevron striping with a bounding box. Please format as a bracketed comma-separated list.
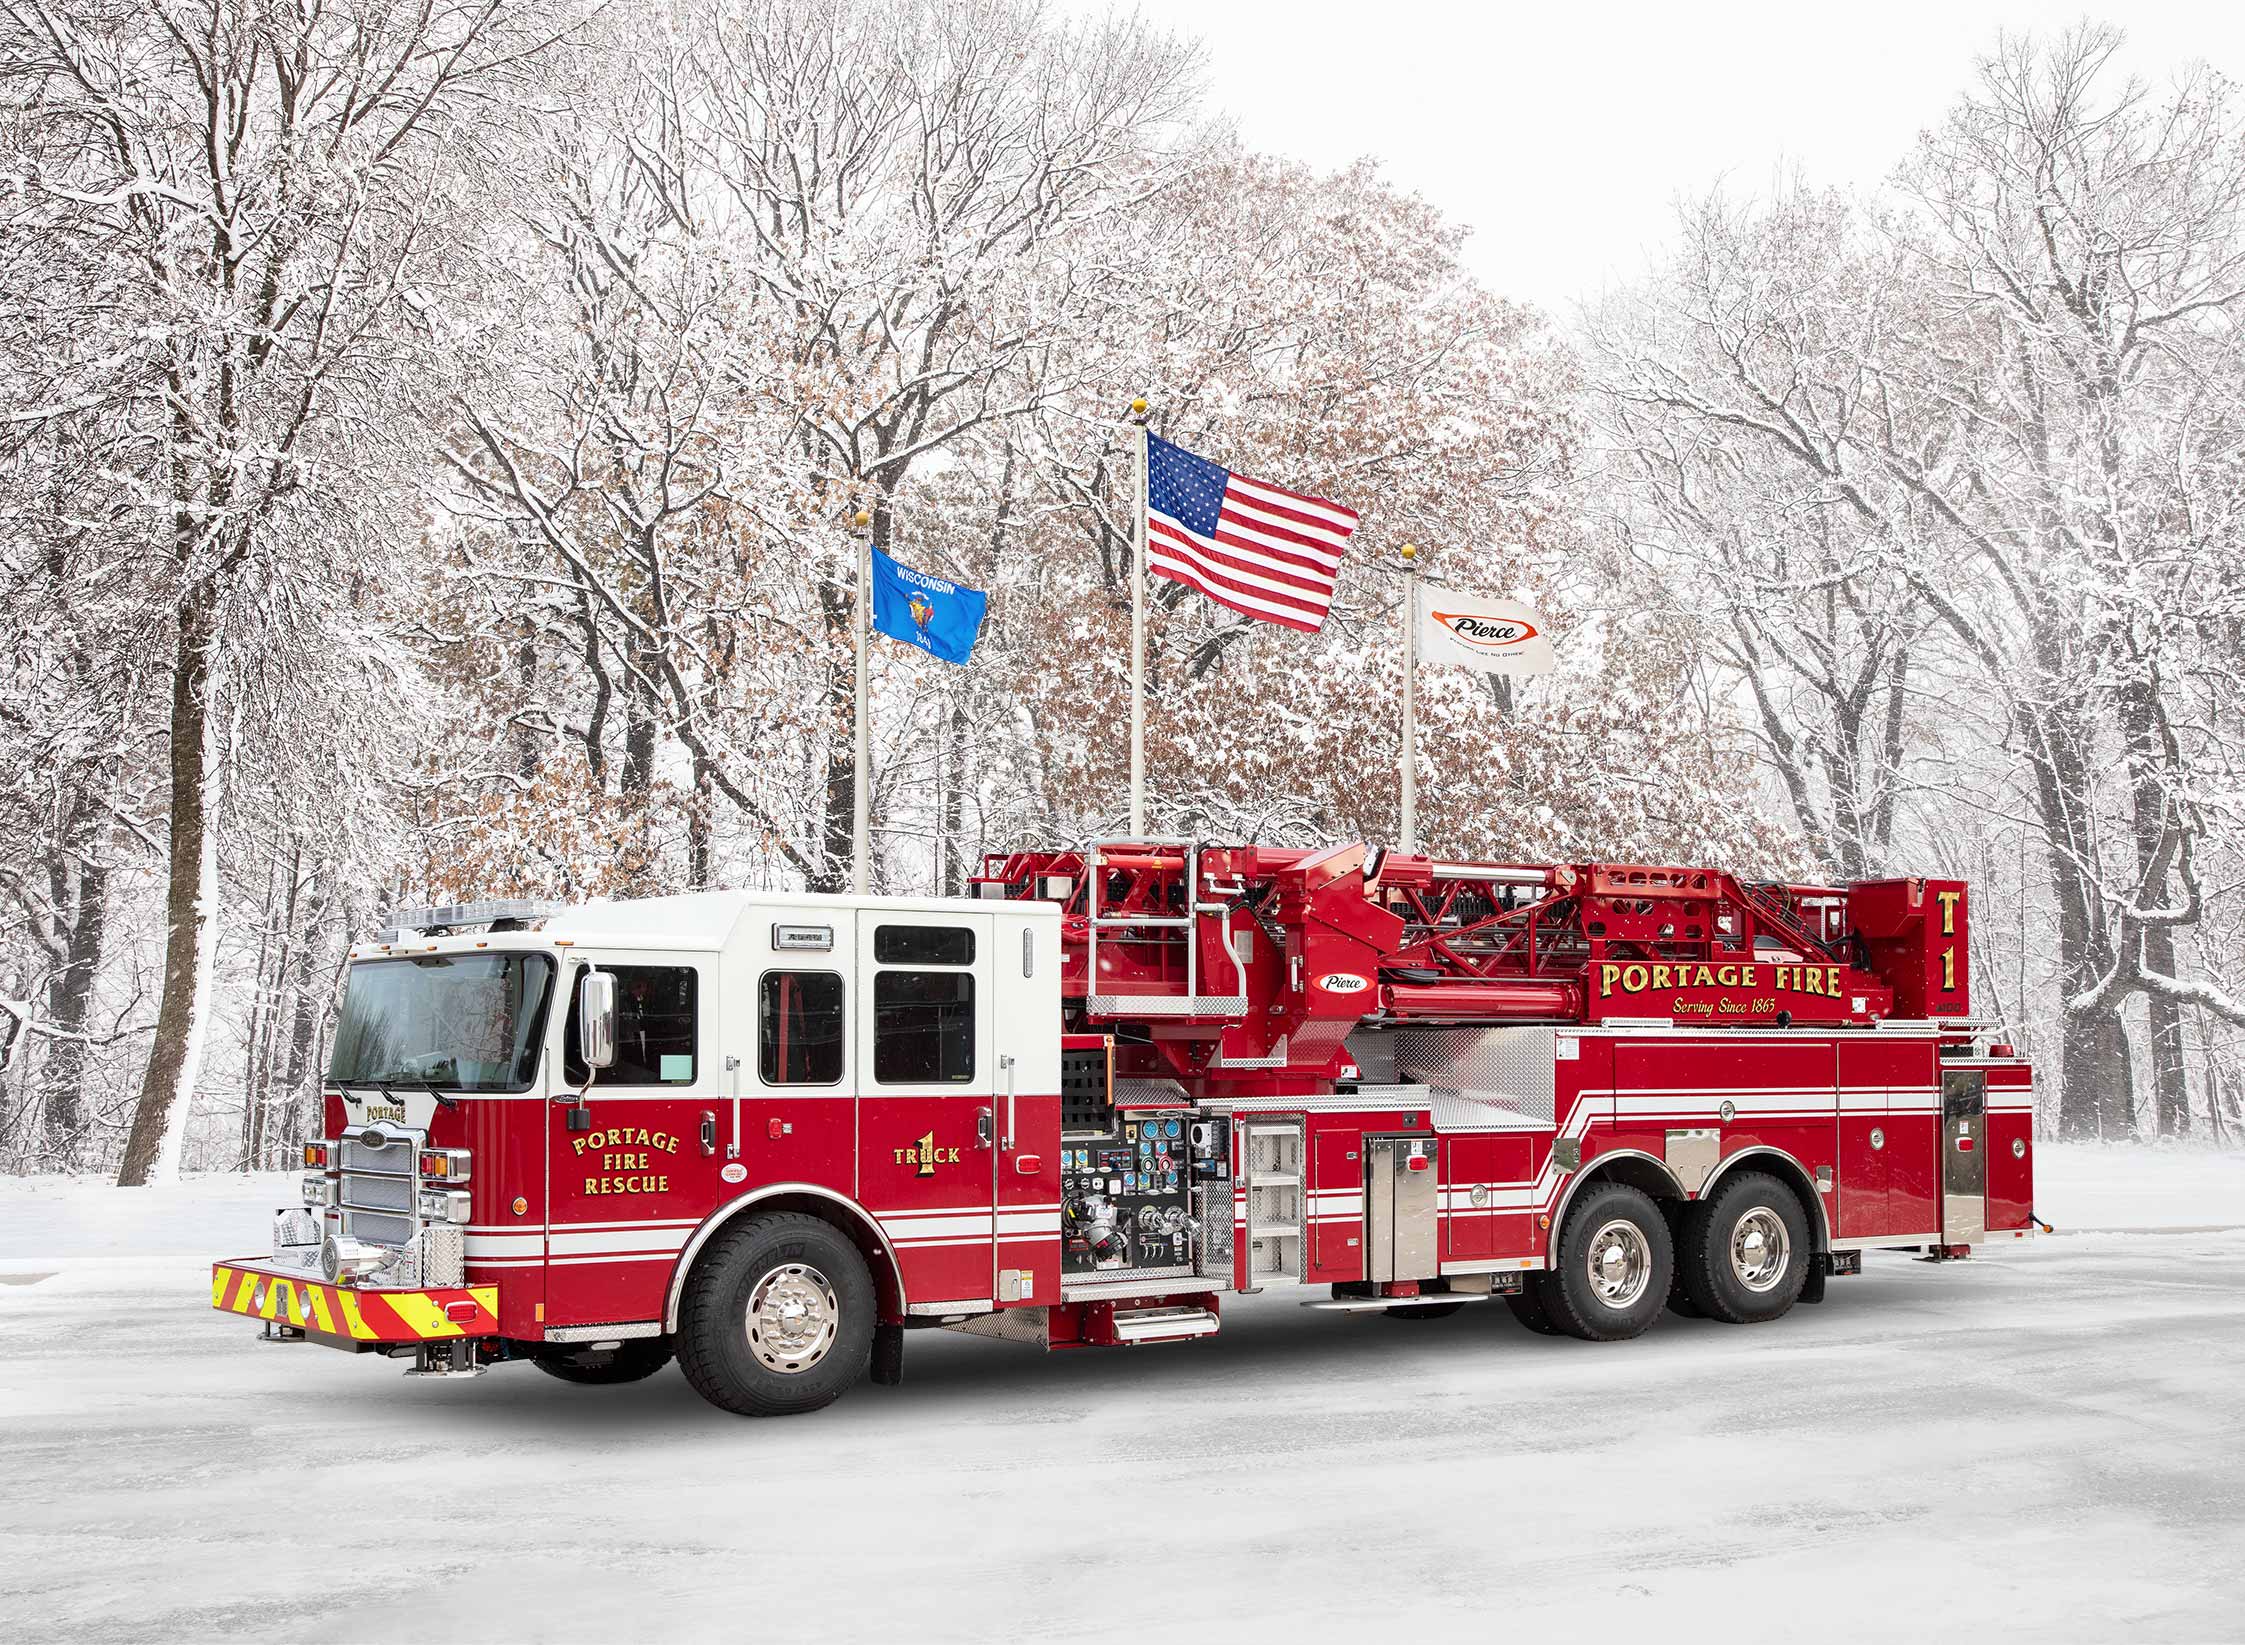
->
[210, 1260, 499, 1341]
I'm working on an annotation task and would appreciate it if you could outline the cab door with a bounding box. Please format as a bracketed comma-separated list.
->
[544, 951, 714, 1329]
[854, 912, 997, 1307]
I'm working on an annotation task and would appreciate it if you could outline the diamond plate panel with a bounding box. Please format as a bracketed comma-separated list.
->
[1387, 1026, 1557, 1124]
[1194, 1183, 1234, 1276]
[945, 1307, 1051, 1346]
[418, 1223, 465, 1287]
[543, 1321, 663, 1343]
[1086, 993, 1250, 1017]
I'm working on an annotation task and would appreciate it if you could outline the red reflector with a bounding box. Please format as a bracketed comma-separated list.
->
[1957, 1137, 1975, 1152]
[444, 1300, 479, 1323]
[1014, 1154, 1043, 1175]
[1407, 1155, 1431, 1171]
[767, 1118, 785, 1139]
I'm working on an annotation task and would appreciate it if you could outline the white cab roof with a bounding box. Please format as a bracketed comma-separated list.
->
[538, 889, 1060, 954]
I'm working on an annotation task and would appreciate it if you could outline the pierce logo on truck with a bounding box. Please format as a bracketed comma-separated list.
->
[1315, 972, 1370, 994]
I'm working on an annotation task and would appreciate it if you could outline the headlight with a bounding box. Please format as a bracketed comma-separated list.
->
[418, 1189, 472, 1225]
[300, 1171, 336, 1208]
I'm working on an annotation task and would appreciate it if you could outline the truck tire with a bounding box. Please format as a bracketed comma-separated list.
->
[1661, 1201, 1703, 1316]
[1679, 1171, 1811, 1324]
[1504, 1275, 1563, 1335]
[1541, 1182, 1673, 1342]
[676, 1213, 875, 1417]
[531, 1338, 674, 1385]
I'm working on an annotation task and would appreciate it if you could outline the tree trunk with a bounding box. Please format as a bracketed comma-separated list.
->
[117, 589, 223, 1187]
[240, 851, 280, 1170]
[39, 843, 109, 1167]
[686, 759, 713, 890]
[2143, 924, 2189, 1136]
[276, 881, 329, 1156]
[810, 563, 857, 895]
[939, 697, 970, 896]
[2059, 1001, 2132, 1140]
[2114, 673, 2191, 1137]
[618, 666, 658, 892]
[514, 635, 541, 782]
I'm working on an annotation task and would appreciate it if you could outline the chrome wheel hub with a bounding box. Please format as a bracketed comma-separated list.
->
[1585, 1218, 1652, 1309]
[745, 1263, 839, 1373]
[1730, 1208, 1791, 1293]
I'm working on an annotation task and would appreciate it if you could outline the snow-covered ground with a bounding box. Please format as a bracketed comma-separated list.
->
[2, 1145, 2240, 1642]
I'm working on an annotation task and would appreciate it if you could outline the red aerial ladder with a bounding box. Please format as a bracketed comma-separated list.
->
[211, 837, 2034, 1416]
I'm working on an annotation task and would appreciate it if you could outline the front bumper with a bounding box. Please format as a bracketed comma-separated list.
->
[212, 1259, 499, 1345]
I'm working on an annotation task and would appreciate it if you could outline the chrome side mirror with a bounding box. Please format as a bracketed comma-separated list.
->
[577, 971, 617, 1070]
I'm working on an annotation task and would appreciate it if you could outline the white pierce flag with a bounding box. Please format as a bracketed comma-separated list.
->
[1415, 584, 1555, 675]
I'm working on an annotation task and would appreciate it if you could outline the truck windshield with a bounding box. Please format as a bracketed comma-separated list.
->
[328, 953, 555, 1093]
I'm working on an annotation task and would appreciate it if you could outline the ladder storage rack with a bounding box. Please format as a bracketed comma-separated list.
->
[1242, 1121, 1304, 1284]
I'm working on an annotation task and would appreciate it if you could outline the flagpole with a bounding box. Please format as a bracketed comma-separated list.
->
[852, 507, 872, 895]
[1126, 396, 1149, 839]
[1399, 542, 1419, 854]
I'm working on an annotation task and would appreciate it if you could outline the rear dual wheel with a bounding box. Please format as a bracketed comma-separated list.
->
[1678, 1171, 1811, 1324]
[1506, 1186, 1673, 1340]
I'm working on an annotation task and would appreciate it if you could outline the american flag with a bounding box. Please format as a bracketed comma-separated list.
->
[1144, 433, 1359, 632]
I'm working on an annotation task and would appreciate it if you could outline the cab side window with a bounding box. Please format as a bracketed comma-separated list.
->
[760, 971, 845, 1085]
[564, 964, 697, 1085]
[872, 924, 974, 1084]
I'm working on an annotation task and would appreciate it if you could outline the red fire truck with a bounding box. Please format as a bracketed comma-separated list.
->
[211, 840, 2035, 1416]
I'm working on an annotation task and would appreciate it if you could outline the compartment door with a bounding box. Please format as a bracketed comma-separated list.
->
[1941, 1070, 1988, 1245]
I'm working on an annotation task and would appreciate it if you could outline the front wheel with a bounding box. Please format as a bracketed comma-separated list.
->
[1541, 1182, 1674, 1342]
[676, 1213, 875, 1417]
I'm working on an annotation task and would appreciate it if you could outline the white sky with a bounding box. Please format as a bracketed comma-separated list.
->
[1079, 1, 2245, 314]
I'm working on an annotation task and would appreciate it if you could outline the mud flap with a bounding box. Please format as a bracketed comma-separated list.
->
[1799, 1253, 1829, 1306]
[871, 1322, 905, 1386]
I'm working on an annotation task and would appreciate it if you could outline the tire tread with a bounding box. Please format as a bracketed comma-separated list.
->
[676, 1212, 872, 1417]
[1678, 1171, 1810, 1325]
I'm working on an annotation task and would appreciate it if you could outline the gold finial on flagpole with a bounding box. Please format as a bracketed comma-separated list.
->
[852, 509, 871, 529]
[1129, 397, 1148, 417]
[1399, 542, 1418, 563]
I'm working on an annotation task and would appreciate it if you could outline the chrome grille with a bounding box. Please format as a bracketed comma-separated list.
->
[339, 1129, 421, 1256]
[341, 1134, 409, 1173]
[341, 1173, 414, 1213]
[345, 1209, 414, 1246]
